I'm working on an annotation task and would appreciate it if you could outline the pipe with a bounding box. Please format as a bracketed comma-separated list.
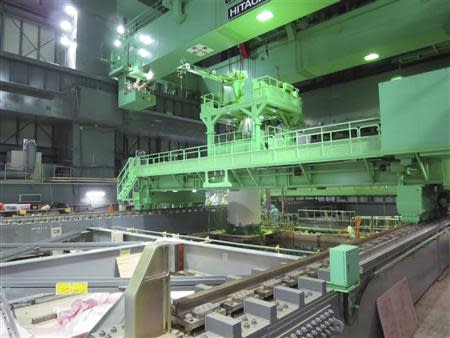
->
[23, 139, 37, 173]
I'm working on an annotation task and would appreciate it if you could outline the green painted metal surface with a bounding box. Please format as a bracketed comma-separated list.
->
[113, 0, 449, 104]
[111, 0, 337, 108]
[380, 67, 450, 155]
[328, 244, 360, 293]
[117, 63, 450, 222]
[113, 0, 338, 79]
[270, 186, 397, 197]
[396, 185, 441, 223]
[117, 75, 156, 110]
[205, 0, 450, 87]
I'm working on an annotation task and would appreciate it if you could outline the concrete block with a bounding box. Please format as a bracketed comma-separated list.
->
[244, 297, 276, 323]
[298, 276, 326, 295]
[317, 268, 330, 281]
[205, 312, 241, 338]
[274, 286, 304, 307]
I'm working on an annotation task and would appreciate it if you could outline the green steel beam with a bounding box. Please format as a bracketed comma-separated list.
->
[114, 0, 338, 80]
[204, 0, 450, 88]
[111, 0, 338, 109]
[271, 186, 397, 197]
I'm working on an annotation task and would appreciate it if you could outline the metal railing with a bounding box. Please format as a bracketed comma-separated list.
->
[0, 164, 110, 182]
[201, 92, 222, 108]
[352, 216, 402, 231]
[117, 118, 382, 195]
[0, 164, 42, 181]
[298, 208, 356, 223]
[254, 75, 299, 96]
[117, 157, 137, 198]
[125, 0, 167, 33]
[215, 130, 251, 144]
[53, 165, 72, 178]
[129, 117, 380, 167]
[266, 118, 380, 148]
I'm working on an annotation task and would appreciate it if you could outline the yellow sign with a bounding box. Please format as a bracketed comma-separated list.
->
[55, 282, 89, 295]
[55, 283, 72, 295]
[19, 210, 27, 215]
[71, 282, 88, 295]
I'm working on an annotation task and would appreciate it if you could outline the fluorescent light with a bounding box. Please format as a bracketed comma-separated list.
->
[172, 190, 178, 193]
[64, 5, 77, 17]
[139, 34, 153, 45]
[86, 190, 105, 198]
[113, 39, 122, 48]
[145, 70, 154, 80]
[117, 25, 125, 35]
[192, 189, 197, 193]
[364, 53, 379, 61]
[60, 35, 71, 46]
[256, 10, 273, 22]
[60, 20, 73, 32]
[138, 48, 151, 58]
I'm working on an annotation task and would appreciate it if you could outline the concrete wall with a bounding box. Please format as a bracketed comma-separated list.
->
[0, 183, 116, 208]
[301, 59, 450, 126]
[75, 0, 117, 77]
[71, 124, 115, 177]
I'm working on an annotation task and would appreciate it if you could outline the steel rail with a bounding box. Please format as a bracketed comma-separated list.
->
[173, 224, 411, 315]
[111, 226, 315, 255]
[0, 242, 142, 251]
[174, 218, 449, 315]
[0, 230, 88, 262]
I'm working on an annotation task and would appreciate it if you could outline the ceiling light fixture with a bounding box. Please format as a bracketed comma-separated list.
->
[139, 34, 153, 45]
[364, 53, 379, 61]
[145, 70, 154, 80]
[86, 190, 106, 198]
[64, 5, 77, 17]
[117, 25, 125, 35]
[60, 20, 73, 32]
[138, 48, 151, 58]
[256, 10, 273, 22]
[60, 35, 71, 47]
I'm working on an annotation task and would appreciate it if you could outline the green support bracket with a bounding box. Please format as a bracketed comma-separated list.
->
[415, 153, 430, 183]
[299, 163, 312, 184]
[363, 159, 375, 183]
[230, 169, 243, 187]
[246, 168, 258, 186]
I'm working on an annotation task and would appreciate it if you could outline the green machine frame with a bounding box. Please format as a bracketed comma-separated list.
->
[116, 67, 450, 223]
[110, 0, 450, 223]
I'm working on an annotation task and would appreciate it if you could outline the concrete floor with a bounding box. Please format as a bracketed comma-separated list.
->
[413, 270, 450, 338]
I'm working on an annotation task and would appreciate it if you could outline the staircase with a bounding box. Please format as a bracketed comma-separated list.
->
[117, 157, 137, 202]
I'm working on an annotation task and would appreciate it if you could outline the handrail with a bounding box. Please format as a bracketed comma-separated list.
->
[215, 130, 252, 144]
[119, 118, 382, 172]
[267, 117, 379, 135]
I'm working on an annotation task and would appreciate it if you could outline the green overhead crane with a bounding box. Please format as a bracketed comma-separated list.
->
[112, 1, 450, 223]
[109, 0, 338, 110]
[116, 65, 450, 223]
